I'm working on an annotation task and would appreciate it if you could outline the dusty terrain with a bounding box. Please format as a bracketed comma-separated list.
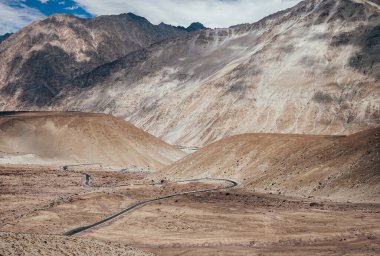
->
[0, 165, 157, 255]
[162, 128, 380, 203]
[89, 191, 379, 256]
[0, 163, 379, 255]
[0, 232, 153, 256]
[0, 112, 185, 168]
[0, 113, 378, 255]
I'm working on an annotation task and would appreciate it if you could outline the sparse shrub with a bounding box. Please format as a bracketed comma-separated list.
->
[312, 91, 333, 104]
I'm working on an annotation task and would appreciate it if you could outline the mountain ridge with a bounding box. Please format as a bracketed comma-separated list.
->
[0, 0, 379, 146]
[0, 12, 192, 107]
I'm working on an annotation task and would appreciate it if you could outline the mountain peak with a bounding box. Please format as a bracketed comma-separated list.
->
[0, 33, 12, 43]
[47, 13, 77, 21]
[186, 22, 207, 32]
[177, 22, 207, 32]
[125, 12, 149, 23]
[0, 11, 189, 106]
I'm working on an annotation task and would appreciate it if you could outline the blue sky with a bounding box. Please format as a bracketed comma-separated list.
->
[17, 0, 92, 17]
[0, 0, 301, 34]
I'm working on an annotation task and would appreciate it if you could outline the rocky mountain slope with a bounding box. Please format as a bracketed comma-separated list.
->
[1, 0, 379, 146]
[0, 112, 185, 168]
[0, 13, 190, 107]
[160, 127, 380, 203]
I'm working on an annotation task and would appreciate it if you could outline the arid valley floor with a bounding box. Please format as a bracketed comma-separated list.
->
[0, 112, 379, 255]
[1, 165, 379, 255]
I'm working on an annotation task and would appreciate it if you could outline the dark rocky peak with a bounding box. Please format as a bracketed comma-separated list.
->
[96, 12, 152, 26]
[177, 22, 207, 32]
[126, 12, 150, 23]
[158, 21, 172, 27]
[83, 12, 149, 27]
[0, 33, 13, 43]
[186, 22, 207, 32]
[85, 12, 188, 37]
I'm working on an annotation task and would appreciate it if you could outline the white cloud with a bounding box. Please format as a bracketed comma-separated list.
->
[0, 1, 45, 34]
[65, 5, 79, 10]
[74, 0, 301, 28]
[0, 0, 302, 34]
[39, 0, 49, 3]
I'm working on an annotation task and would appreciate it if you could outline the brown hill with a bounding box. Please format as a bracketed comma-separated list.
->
[0, 112, 185, 168]
[161, 128, 380, 203]
[0, 13, 188, 107]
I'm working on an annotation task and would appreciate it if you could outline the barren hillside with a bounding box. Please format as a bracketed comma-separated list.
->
[0, 13, 189, 107]
[0, 0, 378, 146]
[161, 128, 380, 203]
[49, 0, 380, 146]
[0, 112, 185, 168]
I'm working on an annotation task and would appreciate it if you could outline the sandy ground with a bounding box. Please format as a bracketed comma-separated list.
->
[162, 128, 380, 203]
[1, 166, 379, 255]
[0, 232, 154, 256]
[85, 191, 379, 255]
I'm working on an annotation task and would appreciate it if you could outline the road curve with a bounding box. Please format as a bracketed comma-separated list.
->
[63, 178, 238, 236]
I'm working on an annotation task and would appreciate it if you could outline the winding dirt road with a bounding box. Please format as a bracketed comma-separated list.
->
[63, 178, 238, 236]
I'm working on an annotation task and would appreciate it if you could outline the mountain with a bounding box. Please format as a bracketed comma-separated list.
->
[186, 22, 207, 32]
[0, 13, 189, 107]
[1, 0, 379, 146]
[160, 128, 380, 203]
[0, 33, 12, 43]
[177, 22, 207, 32]
[0, 112, 185, 168]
